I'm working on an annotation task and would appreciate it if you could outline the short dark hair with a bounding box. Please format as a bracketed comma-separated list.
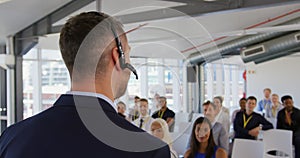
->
[59, 11, 123, 78]
[140, 98, 148, 104]
[263, 88, 271, 93]
[281, 95, 293, 103]
[246, 96, 257, 102]
[239, 98, 246, 102]
[117, 101, 126, 109]
[159, 96, 167, 101]
[202, 100, 211, 106]
[134, 96, 140, 100]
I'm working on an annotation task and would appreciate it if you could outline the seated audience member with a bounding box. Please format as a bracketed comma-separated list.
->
[204, 101, 229, 152]
[150, 93, 160, 114]
[152, 97, 175, 132]
[213, 96, 230, 133]
[277, 95, 300, 158]
[184, 117, 227, 158]
[133, 98, 153, 131]
[128, 96, 140, 121]
[256, 88, 272, 113]
[234, 96, 273, 140]
[117, 101, 127, 118]
[265, 93, 283, 119]
[151, 118, 178, 158]
[231, 98, 246, 124]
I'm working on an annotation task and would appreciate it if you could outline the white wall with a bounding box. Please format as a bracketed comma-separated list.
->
[246, 54, 300, 108]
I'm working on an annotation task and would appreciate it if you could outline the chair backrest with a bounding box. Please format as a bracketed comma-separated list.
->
[263, 129, 293, 158]
[232, 139, 264, 158]
[171, 132, 190, 157]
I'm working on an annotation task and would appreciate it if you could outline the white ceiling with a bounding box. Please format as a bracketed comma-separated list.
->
[1, 0, 300, 63]
[0, 0, 71, 44]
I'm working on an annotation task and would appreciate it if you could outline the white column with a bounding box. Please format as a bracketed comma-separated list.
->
[172, 61, 180, 112]
[32, 48, 42, 115]
[232, 65, 239, 107]
[6, 36, 15, 126]
[140, 59, 148, 98]
[216, 64, 223, 96]
[206, 63, 213, 100]
[224, 65, 230, 108]
[182, 61, 188, 113]
[158, 59, 165, 96]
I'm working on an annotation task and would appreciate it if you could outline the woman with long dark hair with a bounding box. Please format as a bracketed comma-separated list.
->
[184, 117, 227, 158]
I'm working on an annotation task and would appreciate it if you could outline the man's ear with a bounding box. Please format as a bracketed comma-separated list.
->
[112, 47, 122, 71]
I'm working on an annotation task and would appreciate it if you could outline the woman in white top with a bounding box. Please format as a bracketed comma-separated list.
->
[266, 93, 284, 119]
[150, 118, 178, 158]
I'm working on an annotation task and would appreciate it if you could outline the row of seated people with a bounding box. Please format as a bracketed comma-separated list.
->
[118, 94, 300, 158]
[117, 96, 176, 132]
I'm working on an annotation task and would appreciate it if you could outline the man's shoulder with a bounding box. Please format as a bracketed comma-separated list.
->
[277, 108, 286, 115]
[166, 108, 175, 114]
[235, 111, 244, 117]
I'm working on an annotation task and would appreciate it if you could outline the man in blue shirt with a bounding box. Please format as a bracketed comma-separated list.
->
[257, 88, 272, 113]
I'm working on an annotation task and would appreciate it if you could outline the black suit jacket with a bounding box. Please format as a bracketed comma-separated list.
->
[277, 107, 300, 138]
[0, 94, 170, 158]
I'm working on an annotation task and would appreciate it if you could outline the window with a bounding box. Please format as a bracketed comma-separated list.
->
[23, 46, 70, 119]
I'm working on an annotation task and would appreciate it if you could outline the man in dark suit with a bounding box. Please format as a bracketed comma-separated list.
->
[277, 95, 300, 158]
[0, 12, 170, 158]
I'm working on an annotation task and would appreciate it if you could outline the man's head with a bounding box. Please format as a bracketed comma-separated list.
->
[263, 88, 271, 99]
[59, 12, 131, 99]
[202, 101, 210, 114]
[134, 96, 140, 106]
[246, 96, 257, 113]
[117, 101, 126, 114]
[239, 98, 247, 110]
[202, 101, 217, 122]
[281, 95, 294, 111]
[139, 98, 149, 116]
[159, 97, 167, 109]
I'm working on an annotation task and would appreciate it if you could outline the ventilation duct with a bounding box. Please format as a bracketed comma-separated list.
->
[188, 17, 300, 64]
[295, 33, 300, 42]
[242, 45, 265, 58]
[254, 47, 300, 64]
[242, 31, 300, 63]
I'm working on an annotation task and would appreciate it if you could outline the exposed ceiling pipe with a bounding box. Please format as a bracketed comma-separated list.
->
[241, 31, 300, 63]
[187, 17, 300, 64]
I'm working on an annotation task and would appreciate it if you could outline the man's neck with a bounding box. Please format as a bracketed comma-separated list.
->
[286, 107, 293, 113]
[141, 114, 148, 118]
[160, 106, 167, 112]
[71, 78, 114, 101]
[246, 110, 253, 115]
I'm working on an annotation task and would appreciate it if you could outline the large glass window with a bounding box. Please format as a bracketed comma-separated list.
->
[203, 63, 245, 113]
[23, 46, 70, 119]
[124, 58, 183, 113]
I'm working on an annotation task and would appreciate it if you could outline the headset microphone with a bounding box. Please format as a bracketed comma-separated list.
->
[111, 26, 138, 80]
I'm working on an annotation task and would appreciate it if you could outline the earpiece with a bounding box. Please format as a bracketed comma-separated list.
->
[111, 25, 138, 80]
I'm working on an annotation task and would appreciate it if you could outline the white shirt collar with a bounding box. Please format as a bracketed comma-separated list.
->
[66, 91, 117, 112]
